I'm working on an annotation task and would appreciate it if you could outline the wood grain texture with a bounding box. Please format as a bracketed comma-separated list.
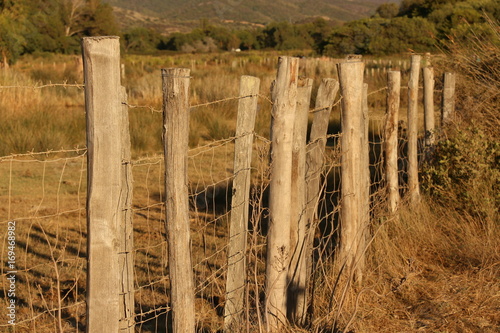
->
[162, 68, 196, 333]
[83, 36, 122, 333]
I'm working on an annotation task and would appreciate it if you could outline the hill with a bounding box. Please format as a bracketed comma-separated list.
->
[103, 0, 401, 32]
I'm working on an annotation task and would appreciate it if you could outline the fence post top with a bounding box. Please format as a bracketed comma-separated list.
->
[411, 54, 422, 62]
[277, 56, 300, 65]
[161, 68, 191, 78]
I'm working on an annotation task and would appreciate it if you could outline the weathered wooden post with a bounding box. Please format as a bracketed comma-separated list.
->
[407, 54, 421, 204]
[290, 78, 338, 323]
[265, 56, 299, 331]
[385, 71, 401, 213]
[305, 79, 339, 212]
[359, 82, 370, 278]
[119, 87, 135, 332]
[83, 36, 122, 332]
[288, 77, 313, 325]
[337, 58, 365, 281]
[224, 75, 260, 332]
[423, 67, 435, 147]
[442, 72, 456, 126]
[162, 68, 196, 333]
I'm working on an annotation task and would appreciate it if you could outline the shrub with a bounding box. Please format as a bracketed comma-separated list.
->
[421, 126, 500, 219]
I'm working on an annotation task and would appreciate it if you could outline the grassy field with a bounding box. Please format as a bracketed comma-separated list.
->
[0, 49, 498, 332]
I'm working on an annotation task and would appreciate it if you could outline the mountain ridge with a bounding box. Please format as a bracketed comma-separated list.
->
[103, 0, 401, 32]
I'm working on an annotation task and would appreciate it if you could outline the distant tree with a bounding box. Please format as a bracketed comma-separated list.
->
[83, 1, 119, 36]
[19, 0, 118, 55]
[123, 27, 162, 53]
[369, 16, 436, 55]
[261, 21, 313, 50]
[206, 25, 240, 50]
[398, 0, 428, 17]
[0, 1, 27, 67]
[375, 3, 399, 19]
[304, 18, 335, 54]
[61, 0, 86, 37]
[324, 18, 384, 55]
[236, 29, 260, 50]
[427, 1, 498, 38]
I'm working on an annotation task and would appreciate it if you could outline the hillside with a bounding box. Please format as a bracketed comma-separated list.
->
[103, 0, 401, 32]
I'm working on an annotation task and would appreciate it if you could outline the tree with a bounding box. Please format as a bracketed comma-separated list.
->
[123, 27, 162, 53]
[369, 17, 436, 55]
[261, 21, 313, 50]
[304, 18, 335, 54]
[206, 25, 240, 50]
[236, 29, 260, 50]
[324, 18, 384, 56]
[375, 3, 399, 19]
[82, 1, 119, 36]
[0, 1, 27, 67]
[61, 0, 86, 37]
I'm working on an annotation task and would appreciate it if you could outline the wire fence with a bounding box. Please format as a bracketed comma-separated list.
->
[0, 56, 445, 332]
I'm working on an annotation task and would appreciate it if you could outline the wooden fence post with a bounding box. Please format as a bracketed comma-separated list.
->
[337, 59, 365, 280]
[296, 78, 339, 323]
[83, 36, 122, 332]
[288, 77, 313, 325]
[224, 75, 260, 332]
[407, 54, 421, 204]
[442, 72, 456, 126]
[119, 87, 135, 332]
[358, 82, 370, 279]
[385, 71, 401, 213]
[423, 67, 435, 147]
[162, 68, 196, 333]
[265, 56, 299, 331]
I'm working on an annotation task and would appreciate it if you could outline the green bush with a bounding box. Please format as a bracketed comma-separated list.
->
[422, 126, 500, 219]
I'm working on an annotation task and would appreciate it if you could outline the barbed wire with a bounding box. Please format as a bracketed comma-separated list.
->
[0, 147, 87, 161]
[0, 82, 84, 90]
[309, 97, 343, 114]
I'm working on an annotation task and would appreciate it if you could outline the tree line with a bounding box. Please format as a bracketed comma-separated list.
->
[0, 0, 117, 66]
[1, 0, 499, 66]
[124, 0, 499, 56]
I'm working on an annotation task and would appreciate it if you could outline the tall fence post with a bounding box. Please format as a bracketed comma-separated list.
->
[265, 56, 299, 331]
[407, 54, 421, 204]
[423, 67, 435, 147]
[83, 36, 122, 332]
[385, 71, 401, 213]
[162, 68, 196, 333]
[224, 75, 260, 332]
[442, 72, 456, 126]
[337, 59, 365, 281]
[288, 77, 313, 325]
[119, 87, 135, 332]
[359, 82, 370, 280]
[299, 78, 338, 322]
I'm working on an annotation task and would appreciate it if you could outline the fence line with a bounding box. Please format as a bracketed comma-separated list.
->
[0, 51, 456, 332]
